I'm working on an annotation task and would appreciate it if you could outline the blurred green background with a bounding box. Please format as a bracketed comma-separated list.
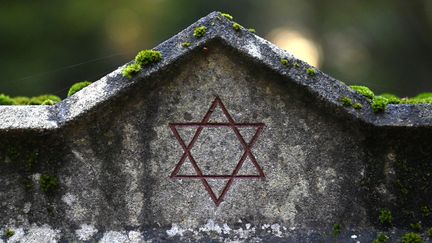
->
[0, 0, 431, 98]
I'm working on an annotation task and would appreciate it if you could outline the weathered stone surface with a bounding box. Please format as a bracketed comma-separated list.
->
[1, 12, 432, 242]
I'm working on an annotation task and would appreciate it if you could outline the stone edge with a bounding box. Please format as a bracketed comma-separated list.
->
[0, 11, 431, 131]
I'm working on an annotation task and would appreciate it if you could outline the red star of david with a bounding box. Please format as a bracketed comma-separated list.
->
[169, 97, 265, 206]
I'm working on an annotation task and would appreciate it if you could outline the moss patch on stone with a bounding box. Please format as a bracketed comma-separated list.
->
[401, 232, 423, 243]
[372, 96, 388, 113]
[233, 22, 242, 31]
[280, 58, 289, 66]
[341, 96, 352, 106]
[135, 50, 162, 66]
[40, 174, 59, 193]
[193, 26, 207, 38]
[28, 95, 61, 105]
[410, 221, 422, 232]
[379, 209, 393, 225]
[332, 223, 341, 236]
[122, 63, 142, 79]
[13, 96, 31, 105]
[67, 81, 92, 97]
[373, 233, 389, 243]
[182, 42, 192, 48]
[248, 28, 256, 33]
[306, 68, 316, 76]
[0, 94, 15, 105]
[353, 103, 363, 109]
[380, 93, 400, 104]
[220, 12, 233, 20]
[4, 229, 15, 238]
[350, 85, 375, 100]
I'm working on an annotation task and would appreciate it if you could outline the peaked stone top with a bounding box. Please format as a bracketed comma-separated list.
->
[1, 11, 431, 131]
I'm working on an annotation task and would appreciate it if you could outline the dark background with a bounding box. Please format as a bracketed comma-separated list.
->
[0, 0, 431, 98]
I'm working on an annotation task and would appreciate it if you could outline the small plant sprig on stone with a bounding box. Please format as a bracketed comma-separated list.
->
[373, 233, 389, 243]
[193, 26, 207, 38]
[401, 232, 423, 243]
[332, 223, 341, 236]
[67, 81, 92, 97]
[4, 229, 15, 238]
[379, 209, 393, 225]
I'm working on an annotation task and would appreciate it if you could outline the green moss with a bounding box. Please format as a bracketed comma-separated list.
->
[135, 50, 162, 66]
[372, 96, 389, 113]
[4, 229, 14, 238]
[280, 58, 289, 66]
[67, 81, 92, 97]
[414, 92, 432, 99]
[26, 150, 39, 170]
[181, 42, 192, 48]
[422, 206, 431, 217]
[28, 95, 61, 105]
[332, 223, 341, 236]
[410, 221, 422, 232]
[220, 12, 233, 20]
[306, 68, 316, 76]
[350, 85, 375, 100]
[248, 28, 256, 33]
[122, 63, 142, 79]
[401, 232, 423, 243]
[294, 63, 300, 68]
[12, 96, 30, 105]
[379, 209, 393, 225]
[400, 97, 432, 104]
[0, 94, 15, 105]
[341, 97, 352, 106]
[380, 93, 400, 104]
[373, 233, 389, 243]
[193, 26, 207, 38]
[427, 227, 432, 238]
[353, 103, 363, 109]
[233, 22, 242, 31]
[39, 174, 59, 193]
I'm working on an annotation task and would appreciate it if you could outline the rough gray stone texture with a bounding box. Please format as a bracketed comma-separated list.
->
[1, 12, 432, 242]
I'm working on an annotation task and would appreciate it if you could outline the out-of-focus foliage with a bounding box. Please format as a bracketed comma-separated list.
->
[0, 0, 431, 98]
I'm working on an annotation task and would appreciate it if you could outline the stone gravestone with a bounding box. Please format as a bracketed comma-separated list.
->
[1, 11, 432, 242]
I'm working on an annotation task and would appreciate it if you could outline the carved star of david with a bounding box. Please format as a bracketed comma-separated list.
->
[169, 97, 265, 206]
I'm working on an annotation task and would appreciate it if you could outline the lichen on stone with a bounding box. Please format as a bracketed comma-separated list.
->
[67, 81, 92, 97]
[193, 26, 207, 38]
